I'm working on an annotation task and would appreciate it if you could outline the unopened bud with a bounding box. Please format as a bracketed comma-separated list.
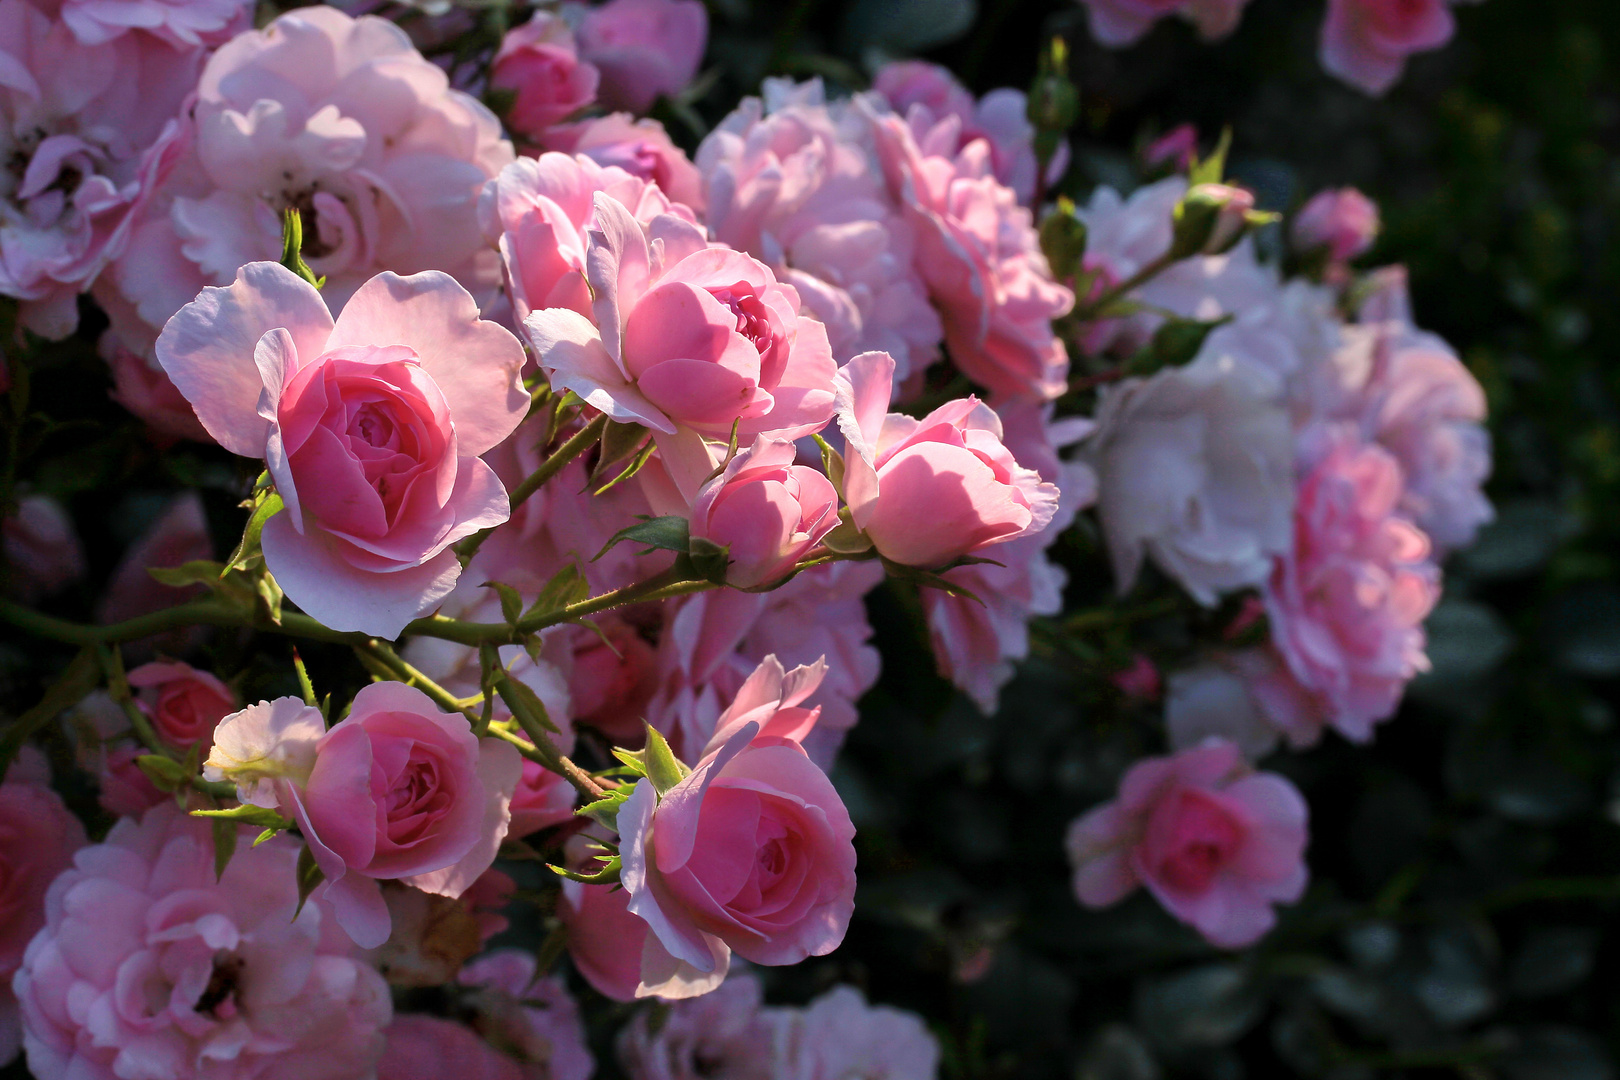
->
[1028, 37, 1079, 167]
[1039, 198, 1088, 280]
[1171, 183, 1258, 258]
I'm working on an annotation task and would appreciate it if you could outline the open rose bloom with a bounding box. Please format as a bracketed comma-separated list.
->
[157, 261, 528, 636]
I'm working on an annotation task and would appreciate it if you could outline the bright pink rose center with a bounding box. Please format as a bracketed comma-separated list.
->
[375, 744, 455, 847]
[1143, 788, 1245, 894]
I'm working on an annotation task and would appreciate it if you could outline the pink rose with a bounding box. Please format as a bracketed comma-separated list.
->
[869, 107, 1074, 401]
[0, 750, 86, 1063]
[96, 7, 514, 360]
[479, 152, 697, 327]
[697, 81, 941, 385]
[837, 351, 1060, 568]
[690, 436, 838, 589]
[698, 653, 827, 759]
[872, 61, 976, 126]
[523, 197, 836, 440]
[576, 0, 708, 114]
[618, 719, 855, 996]
[491, 12, 599, 141]
[156, 263, 528, 637]
[2, 495, 85, 603]
[509, 756, 579, 839]
[569, 615, 662, 742]
[1263, 424, 1440, 743]
[1066, 739, 1308, 948]
[97, 745, 169, 817]
[1293, 187, 1381, 264]
[1078, 0, 1253, 47]
[0, 0, 196, 338]
[205, 684, 523, 948]
[102, 331, 211, 443]
[378, 1016, 526, 1080]
[58, 0, 251, 47]
[127, 660, 236, 751]
[787, 985, 941, 1080]
[548, 112, 706, 211]
[13, 804, 392, 1080]
[1319, 0, 1456, 96]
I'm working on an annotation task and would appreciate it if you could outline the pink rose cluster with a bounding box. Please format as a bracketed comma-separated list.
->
[1077, 0, 1467, 97]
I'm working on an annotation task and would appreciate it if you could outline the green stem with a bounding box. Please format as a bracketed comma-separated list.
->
[353, 639, 481, 725]
[455, 413, 608, 566]
[1074, 249, 1180, 321]
[494, 682, 605, 800]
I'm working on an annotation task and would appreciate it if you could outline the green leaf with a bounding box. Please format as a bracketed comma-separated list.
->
[883, 560, 985, 605]
[223, 491, 283, 574]
[293, 844, 324, 920]
[593, 515, 690, 561]
[0, 648, 98, 780]
[643, 724, 690, 795]
[612, 747, 649, 775]
[137, 754, 191, 792]
[821, 514, 873, 555]
[280, 209, 325, 288]
[485, 581, 524, 626]
[524, 563, 589, 621]
[211, 817, 238, 881]
[291, 648, 318, 708]
[589, 420, 651, 489]
[579, 785, 632, 831]
[495, 671, 561, 734]
[191, 804, 296, 830]
[147, 560, 228, 587]
[547, 854, 623, 885]
[254, 570, 283, 626]
[593, 437, 657, 496]
[252, 828, 280, 848]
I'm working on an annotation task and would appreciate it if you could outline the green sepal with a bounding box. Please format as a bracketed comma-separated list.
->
[252, 828, 280, 848]
[223, 487, 283, 575]
[594, 437, 657, 496]
[280, 209, 325, 288]
[882, 559, 985, 606]
[211, 818, 238, 882]
[485, 581, 524, 626]
[293, 844, 324, 920]
[137, 753, 191, 792]
[643, 724, 690, 795]
[821, 512, 872, 555]
[687, 536, 730, 586]
[589, 420, 651, 490]
[547, 854, 622, 886]
[147, 560, 228, 587]
[191, 804, 296, 830]
[811, 434, 846, 493]
[1188, 127, 1232, 187]
[612, 746, 649, 775]
[254, 570, 283, 626]
[1039, 197, 1088, 281]
[579, 785, 632, 832]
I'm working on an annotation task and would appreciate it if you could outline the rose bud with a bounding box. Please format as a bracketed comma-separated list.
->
[1171, 182, 1259, 258]
[1065, 738, 1308, 948]
[127, 660, 236, 751]
[1291, 186, 1380, 264]
[490, 11, 599, 141]
[689, 437, 839, 588]
[205, 683, 522, 948]
[836, 351, 1059, 568]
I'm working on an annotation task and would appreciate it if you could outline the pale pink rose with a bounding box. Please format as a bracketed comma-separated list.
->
[786, 985, 941, 1080]
[156, 262, 528, 637]
[2, 494, 85, 602]
[378, 1015, 527, 1080]
[1088, 350, 1295, 606]
[1066, 739, 1308, 948]
[922, 401, 1094, 714]
[1144, 123, 1199, 171]
[1078, 0, 1253, 47]
[546, 113, 706, 211]
[698, 654, 828, 759]
[479, 152, 697, 328]
[523, 198, 837, 440]
[618, 719, 855, 996]
[1164, 652, 1282, 760]
[101, 331, 210, 443]
[1293, 187, 1381, 265]
[94, 492, 212, 652]
[459, 950, 594, 1080]
[697, 79, 941, 383]
[0, 0, 195, 338]
[617, 972, 789, 1079]
[868, 106, 1074, 401]
[689, 436, 838, 589]
[0, 749, 86, 1064]
[58, 0, 250, 47]
[204, 684, 523, 948]
[575, 0, 708, 114]
[1320, 0, 1455, 96]
[558, 872, 648, 1002]
[97, 6, 514, 359]
[1263, 424, 1440, 743]
[491, 11, 599, 141]
[126, 660, 235, 751]
[873, 61, 1067, 205]
[1335, 271, 1492, 550]
[13, 804, 392, 1080]
[837, 351, 1060, 568]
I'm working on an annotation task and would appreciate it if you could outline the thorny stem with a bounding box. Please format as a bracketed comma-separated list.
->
[487, 723, 607, 801]
[455, 412, 608, 566]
